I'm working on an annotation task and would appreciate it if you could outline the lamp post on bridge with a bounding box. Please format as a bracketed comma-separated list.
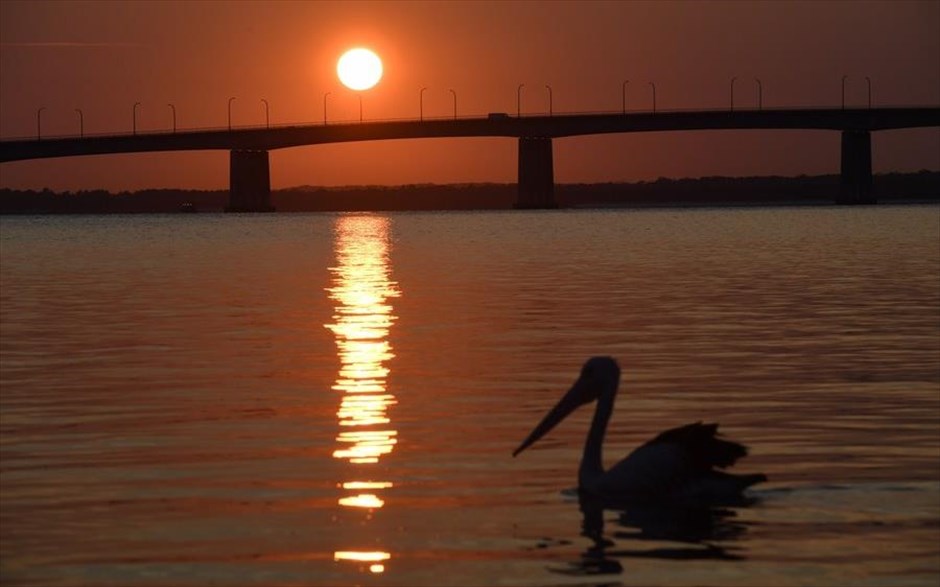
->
[420, 87, 427, 121]
[841, 75, 848, 110]
[261, 99, 270, 128]
[865, 76, 872, 109]
[167, 103, 176, 133]
[323, 92, 331, 124]
[358, 95, 363, 123]
[74, 108, 83, 138]
[133, 102, 140, 135]
[730, 76, 737, 112]
[449, 89, 457, 119]
[545, 84, 553, 116]
[36, 107, 45, 140]
[622, 80, 629, 114]
[228, 97, 236, 131]
[648, 82, 656, 113]
[517, 83, 525, 117]
[755, 78, 763, 110]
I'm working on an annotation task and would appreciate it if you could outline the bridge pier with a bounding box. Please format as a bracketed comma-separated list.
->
[227, 149, 275, 212]
[516, 137, 557, 209]
[838, 130, 875, 204]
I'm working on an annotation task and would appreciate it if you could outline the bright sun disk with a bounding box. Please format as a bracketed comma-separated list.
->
[337, 48, 383, 91]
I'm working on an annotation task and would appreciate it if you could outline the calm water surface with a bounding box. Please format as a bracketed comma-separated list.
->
[1, 206, 938, 586]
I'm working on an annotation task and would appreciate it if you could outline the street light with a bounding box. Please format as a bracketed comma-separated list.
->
[133, 102, 141, 135]
[755, 78, 763, 110]
[622, 80, 629, 114]
[74, 108, 83, 137]
[167, 103, 176, 133]
[228, 97, 236, 130]
[323, 92, 331, 124]
[865, 76, 872, 109]
[730, 76, 737, 112]
[648, 81, 656, 113]
[420, 87, 427, 121]
[841, 75, 848, 110]
[517, 83, 524, 117]
[358, 95, 363, 123]
[261, 98, 269, 128]
[545, 84, 553, 116]
[449, 89, 457, 119]
[36, 107, 45, 140]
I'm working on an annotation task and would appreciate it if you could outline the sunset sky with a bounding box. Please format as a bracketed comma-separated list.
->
[1, 0, 938, 191]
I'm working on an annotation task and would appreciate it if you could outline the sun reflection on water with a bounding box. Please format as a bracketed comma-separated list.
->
[325, 214, 399, 574]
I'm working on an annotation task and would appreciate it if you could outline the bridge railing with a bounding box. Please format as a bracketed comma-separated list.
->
[2, 104, 938, 142]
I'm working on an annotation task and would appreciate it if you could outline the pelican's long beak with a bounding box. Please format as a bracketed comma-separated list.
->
[513, 378, 589, 457]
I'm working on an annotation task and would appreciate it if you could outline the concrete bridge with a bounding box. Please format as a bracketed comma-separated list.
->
[2, 106, 938, 210]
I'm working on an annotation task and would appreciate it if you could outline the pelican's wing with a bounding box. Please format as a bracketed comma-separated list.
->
[594, 422, 763, 502]
[642, 421, 749, 471]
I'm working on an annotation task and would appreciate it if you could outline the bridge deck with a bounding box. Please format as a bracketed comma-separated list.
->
[2, 107, 938, 163]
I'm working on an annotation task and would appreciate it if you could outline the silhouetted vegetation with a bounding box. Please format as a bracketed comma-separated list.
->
[1, 171, 937, 214]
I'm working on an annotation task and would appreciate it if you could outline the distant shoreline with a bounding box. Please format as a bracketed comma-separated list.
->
[1, 171, 937, 214]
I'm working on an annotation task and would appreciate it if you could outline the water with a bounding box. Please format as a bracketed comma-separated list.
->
[1, 206, 938, 587]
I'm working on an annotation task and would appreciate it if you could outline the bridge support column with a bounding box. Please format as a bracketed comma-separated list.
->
[838, 130, 875, 205]
[516, 137, 557, 209]
[227, 149, 275, 212]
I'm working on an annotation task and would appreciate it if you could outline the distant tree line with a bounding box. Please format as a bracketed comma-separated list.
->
[0, 171, 937, 214]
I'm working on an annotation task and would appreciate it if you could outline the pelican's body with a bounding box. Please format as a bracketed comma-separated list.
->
[514, 357, 766, 504]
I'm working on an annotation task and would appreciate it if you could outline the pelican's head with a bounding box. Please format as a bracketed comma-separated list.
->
[512, 356, 620, 457]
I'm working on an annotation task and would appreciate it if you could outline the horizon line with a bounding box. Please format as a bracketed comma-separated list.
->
[2, 169, 937, 194]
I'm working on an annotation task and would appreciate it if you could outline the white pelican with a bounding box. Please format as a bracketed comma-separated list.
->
[513, 357, 766, 503]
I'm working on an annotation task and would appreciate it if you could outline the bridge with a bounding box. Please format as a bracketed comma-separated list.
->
[2, 106, 938, 210]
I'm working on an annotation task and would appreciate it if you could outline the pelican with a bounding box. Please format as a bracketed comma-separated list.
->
[513, 357, 766, 504]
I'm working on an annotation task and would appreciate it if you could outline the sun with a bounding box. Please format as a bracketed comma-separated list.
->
[337, 48, 383, 91]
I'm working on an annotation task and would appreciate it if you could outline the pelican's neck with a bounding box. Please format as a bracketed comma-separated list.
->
[579, 390, 615, 488]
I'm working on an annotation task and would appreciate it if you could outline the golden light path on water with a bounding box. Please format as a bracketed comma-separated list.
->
[324, 214, 400, 574]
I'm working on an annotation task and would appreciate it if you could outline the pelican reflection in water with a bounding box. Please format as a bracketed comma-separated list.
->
[550, 494, 752, 577]
[514, 356, 766, 504]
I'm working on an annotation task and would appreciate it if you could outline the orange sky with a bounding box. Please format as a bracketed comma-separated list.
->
[1, 0, 938, 191]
